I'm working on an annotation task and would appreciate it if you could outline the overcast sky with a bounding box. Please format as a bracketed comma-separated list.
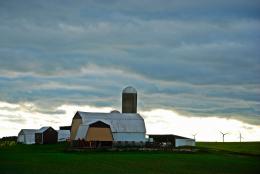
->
[0, 0, 260, 141]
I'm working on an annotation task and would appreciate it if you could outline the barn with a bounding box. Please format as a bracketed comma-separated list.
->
[35, 127, 58, 144]
[70, 86, 146, 147]
[148, 134, 195, 147]
[17, 129, 37, 144]
[71, 111, 146, 147]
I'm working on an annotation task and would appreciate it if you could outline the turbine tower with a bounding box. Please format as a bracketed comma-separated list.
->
[192, 133, 198, 141]
[219, 131, 229, 142]
[239, 132, 244, 142]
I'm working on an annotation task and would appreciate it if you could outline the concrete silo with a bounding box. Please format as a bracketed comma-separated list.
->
[122, 86, 137, 113]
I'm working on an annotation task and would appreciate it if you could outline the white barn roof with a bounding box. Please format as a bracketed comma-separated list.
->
[75, 125, 89, 140]
[76, 111, 146, 133]
[19, 129, 38, 135]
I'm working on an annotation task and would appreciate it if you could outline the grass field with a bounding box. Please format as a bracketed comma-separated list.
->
[197, 142, 260, 156]
[0, 142, 260, 174]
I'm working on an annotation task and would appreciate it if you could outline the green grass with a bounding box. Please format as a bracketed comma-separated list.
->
[0, 142, 260, 174]
[197, 142, 260, 155]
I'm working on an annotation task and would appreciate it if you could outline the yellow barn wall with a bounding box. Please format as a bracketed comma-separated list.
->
[86, 127, 113, 141]
[70, 119, 82, 140]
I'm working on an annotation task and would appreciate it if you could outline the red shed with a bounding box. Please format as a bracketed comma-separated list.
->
[35, 127, 58, 144]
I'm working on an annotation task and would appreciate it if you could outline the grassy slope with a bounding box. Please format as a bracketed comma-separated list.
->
[197, 142, 260, 155]
[0, 143, 260, 174]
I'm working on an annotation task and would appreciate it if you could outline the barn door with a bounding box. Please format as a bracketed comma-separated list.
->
[86, 121, 113, 142]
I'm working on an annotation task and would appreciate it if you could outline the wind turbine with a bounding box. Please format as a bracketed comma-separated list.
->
[192, 133, 198, 141]
[239, 132, 244, 142]
[219, 131, 229, 142]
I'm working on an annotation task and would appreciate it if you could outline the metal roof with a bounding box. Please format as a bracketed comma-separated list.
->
[36, 127, 51, 133]
[75, 111, 146, 134]
[19, 129, 38, 135]
[122, 86, 137, 93]
[148, 134, 194, 140]
[75, 125, 89, 139]
[110, 110, 120, 113]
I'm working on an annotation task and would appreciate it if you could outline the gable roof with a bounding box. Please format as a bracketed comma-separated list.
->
[36, 127, 52, 133]
[89, 121, 110, 128]
[75, 111, 146, 133]
[19, 129, 38, 135]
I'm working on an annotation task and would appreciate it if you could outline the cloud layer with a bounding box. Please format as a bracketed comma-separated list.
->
[0, 0, 260, 138]
[1, 101, 260, 141]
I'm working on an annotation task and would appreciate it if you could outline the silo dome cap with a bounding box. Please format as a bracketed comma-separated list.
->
[110, 110, 120, 113]
[123, 86, 137, 94]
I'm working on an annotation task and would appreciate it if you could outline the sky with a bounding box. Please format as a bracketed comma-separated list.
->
[0, 0, 260, 141]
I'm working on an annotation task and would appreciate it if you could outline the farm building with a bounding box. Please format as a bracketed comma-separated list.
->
[58, 126, 71, 142]
[17, 129, 37, 144]
[58, 130, 70, 142]
[148, 134, 195, 147]
[35, 127, 58, 144]
[70, 86, 146, 147]
[59, 126, 71, 131]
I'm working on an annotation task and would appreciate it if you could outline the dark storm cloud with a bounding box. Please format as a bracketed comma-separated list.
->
[0, 0, 259, 124]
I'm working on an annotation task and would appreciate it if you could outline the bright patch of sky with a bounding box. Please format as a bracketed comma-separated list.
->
[1, 101, 259, 141]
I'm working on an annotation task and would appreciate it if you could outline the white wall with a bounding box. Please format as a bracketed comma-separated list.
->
[112, 133, 146, 142]
[24, 134, 35, 144]
[175, 139, 195, 147]
[58, 130, 70, 142]
[17, 134, 24, 143]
